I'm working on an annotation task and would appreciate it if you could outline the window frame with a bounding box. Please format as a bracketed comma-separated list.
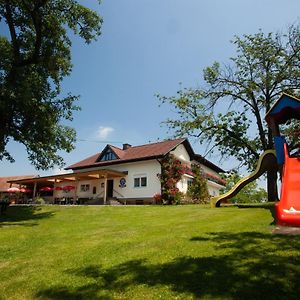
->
[80, 184, 90, 192]
[133, 175, 147, 188]
[100, 149, 117, 161]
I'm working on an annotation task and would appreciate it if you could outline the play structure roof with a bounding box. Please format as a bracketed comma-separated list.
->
[265, 93, 300, 125]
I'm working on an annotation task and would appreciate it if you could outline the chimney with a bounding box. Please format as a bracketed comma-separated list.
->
[123, 143, 132, 150]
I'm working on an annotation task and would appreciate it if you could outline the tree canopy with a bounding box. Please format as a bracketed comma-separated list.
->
[0, 0, 102, 169]
[158, 25, 300, 201]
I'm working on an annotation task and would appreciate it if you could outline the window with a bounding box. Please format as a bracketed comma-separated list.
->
[134, 178, 140, 188]
[80, 184, 90, 192]
[141, 177, 147, 187]
[93, 186, 97, 194]
[100, 149, 117, 161]
[134, 176, 147, 188]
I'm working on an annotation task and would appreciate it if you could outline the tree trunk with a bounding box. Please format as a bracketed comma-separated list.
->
[267, 169, 278, 202]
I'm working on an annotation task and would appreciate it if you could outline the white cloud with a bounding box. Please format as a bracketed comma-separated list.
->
[96, 126, 115, 140]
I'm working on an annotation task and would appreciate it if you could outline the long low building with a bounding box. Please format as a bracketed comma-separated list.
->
[8, 138, 226, 205]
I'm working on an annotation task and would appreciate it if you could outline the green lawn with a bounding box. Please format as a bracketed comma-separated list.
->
[1, 204, 300, 300]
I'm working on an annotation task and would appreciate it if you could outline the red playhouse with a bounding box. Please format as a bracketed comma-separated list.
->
[265, 93, 300, 226]
[213, 93, 300, 227]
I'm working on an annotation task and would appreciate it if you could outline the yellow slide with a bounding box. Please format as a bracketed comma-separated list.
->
[211, 150, 277, 207]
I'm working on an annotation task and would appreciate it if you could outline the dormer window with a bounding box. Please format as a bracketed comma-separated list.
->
[100, 149, 117, 161]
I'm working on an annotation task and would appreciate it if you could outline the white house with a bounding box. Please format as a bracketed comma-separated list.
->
[8, 138, 225, 204]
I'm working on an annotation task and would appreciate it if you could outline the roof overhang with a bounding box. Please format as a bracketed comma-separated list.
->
[193, 154, 225, 173]
[265, 93, 300, 125]
[7, 169, 126, 186]
[66, 155, 164, 171]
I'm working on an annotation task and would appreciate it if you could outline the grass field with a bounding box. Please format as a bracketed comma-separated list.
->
[1, 204, 300, 300]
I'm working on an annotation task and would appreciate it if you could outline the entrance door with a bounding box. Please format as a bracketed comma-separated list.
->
[107, 180, 114, 198]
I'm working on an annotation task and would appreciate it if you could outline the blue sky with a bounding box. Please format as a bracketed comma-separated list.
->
[1, 0, 300, 177]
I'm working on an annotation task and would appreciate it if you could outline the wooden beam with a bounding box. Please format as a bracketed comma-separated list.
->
[62, 177, 76, 181]
[103, 176, 107, 205]
[33, 182, 37, 200]
[87, 174, 100, 179]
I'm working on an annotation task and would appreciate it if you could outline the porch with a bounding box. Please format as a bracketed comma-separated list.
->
[7, 169, 126, 205]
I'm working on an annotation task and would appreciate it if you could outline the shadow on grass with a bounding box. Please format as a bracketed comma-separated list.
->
[236, 203, 274, 208]
[0, 206, 55, 227]
[36, 231, 300, 300]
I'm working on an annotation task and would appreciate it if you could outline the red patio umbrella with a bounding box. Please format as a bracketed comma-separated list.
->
[62, 185, 75, 191]
[39, 187, 53, 192]
[54, 186, 63, 191]
[7, 187, 20, 193]
[19, 188, 32, 193]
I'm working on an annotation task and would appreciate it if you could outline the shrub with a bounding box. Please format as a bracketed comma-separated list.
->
[158, 154, 185, 204]
[153, 193, 162, 204]
[187, 163, 210, 204]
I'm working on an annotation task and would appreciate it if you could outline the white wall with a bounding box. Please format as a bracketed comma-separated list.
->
[207, 180, 224, 196]
[54, 160, 162, 200]
[177, 174, 193, 194]
[170, 144, 191, 163]
[171, 144, 192, 194]
[105, 160, 161, 199]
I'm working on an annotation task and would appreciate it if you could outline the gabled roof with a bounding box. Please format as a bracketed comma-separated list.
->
[265, 92, 300, 125]
[66, 138, 225, 174]
[95, 144, 123, 162]
[110, 145, 126, 159]
[66, 138, 189, 170]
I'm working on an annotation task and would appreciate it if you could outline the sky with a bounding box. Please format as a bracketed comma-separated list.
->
[1, 0, 300, 178]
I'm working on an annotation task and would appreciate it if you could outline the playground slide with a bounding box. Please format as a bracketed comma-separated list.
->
[211, 150, 277, 207]
[276, 144, 300, 226]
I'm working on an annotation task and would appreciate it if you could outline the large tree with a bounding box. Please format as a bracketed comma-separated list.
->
[158, 25, 300, 201]
[0, 0, 102, 169]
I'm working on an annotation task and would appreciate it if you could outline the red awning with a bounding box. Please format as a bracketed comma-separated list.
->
[62, 185, 75, 191]
[39, 187, 53, 192]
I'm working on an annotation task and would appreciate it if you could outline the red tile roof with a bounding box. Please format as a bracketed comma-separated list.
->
[66, 138, 225, 174]
[0, 175, 36, 192]
[110, 145, 126, 159]
[66, 138, 187, 170]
